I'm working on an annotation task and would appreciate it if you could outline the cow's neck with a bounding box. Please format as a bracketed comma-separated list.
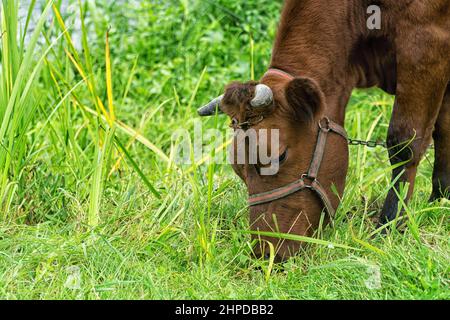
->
[269, 0, 359, 124]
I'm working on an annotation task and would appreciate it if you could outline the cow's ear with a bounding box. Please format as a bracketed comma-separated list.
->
[284, 77, 324, 122]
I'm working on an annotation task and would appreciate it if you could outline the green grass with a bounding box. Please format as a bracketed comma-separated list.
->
[0, 0, 448, 300]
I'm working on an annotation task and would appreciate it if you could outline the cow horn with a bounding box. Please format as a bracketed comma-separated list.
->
[197, 95, 224, 116]
[250, 84, 273, 108]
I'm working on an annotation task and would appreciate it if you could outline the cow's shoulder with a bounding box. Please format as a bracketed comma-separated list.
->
[382, 0, 450, 23]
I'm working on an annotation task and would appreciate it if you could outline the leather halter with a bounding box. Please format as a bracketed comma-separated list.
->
[248, 68, 348, 219]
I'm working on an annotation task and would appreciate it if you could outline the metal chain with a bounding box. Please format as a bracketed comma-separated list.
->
[348, 138, 434, 149]
[348, 138, 387, 148]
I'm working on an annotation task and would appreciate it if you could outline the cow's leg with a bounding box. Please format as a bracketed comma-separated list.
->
[378, 46, 448, 227]
[430, 87, 450, 201]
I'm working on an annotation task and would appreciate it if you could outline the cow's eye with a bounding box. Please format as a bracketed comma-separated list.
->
[254, 149, 288, 175]
[278, 149, 288, 165]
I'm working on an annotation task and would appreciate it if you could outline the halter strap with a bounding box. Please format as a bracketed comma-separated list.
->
[263, 68, 296, 80]
[248, 117, 347, 220]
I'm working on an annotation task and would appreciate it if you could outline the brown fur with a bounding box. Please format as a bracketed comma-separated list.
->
[211, 0, 450, 261]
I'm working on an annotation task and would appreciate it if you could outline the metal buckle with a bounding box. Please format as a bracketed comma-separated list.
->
[318, 117, 331, 132]
[301, 174, 317, 188]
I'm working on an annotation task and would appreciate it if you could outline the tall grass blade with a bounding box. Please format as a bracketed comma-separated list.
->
[0, 0, 54, 216]
[114, 136, 161, 199]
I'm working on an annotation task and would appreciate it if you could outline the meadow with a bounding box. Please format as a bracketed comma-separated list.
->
[0, 0, 448, 299]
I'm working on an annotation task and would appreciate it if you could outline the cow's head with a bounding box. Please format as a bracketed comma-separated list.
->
[198, 71, 348, 261]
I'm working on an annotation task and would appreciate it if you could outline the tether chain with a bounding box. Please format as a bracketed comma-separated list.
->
[348, 138, 434, 149]
[348, 138, 387, 148]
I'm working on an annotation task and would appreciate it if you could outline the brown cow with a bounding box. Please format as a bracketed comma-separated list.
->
[198, 0, 450, 261]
